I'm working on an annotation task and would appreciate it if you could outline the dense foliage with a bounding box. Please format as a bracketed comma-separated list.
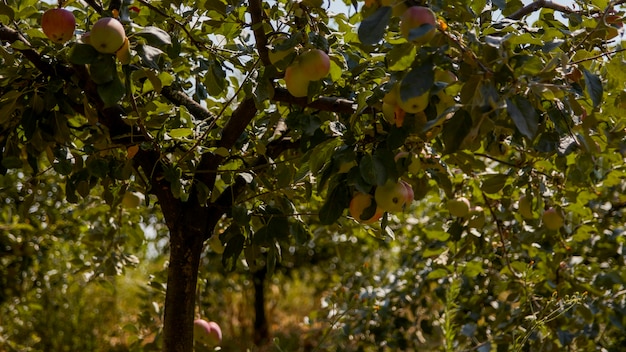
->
[1, 0, 625, 350]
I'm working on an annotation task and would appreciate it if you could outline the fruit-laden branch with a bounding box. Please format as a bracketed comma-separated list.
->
[0, 23, 73, 78]
[507, 0, 576, 20]
[0, 21, 183, 229]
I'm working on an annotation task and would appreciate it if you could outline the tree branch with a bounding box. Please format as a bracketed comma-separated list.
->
[161, 86, 217, 122]
[507, 0, 576, 21]
[83, 0, 103, 13]
[273, 87, 356, 114]
[249, 0, 271, 67]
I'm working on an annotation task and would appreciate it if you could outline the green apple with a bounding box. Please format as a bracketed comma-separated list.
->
[194, 319, 222, 346]
[447, 197, 470, 217]
[90, 17, 126, 54]
[542, 207, 564, 230]
[41, 8, 76, 44]
[375, 180, 411, 213]
[349, 192, 383, 224]
[284, 64, 310, 97]
[298, 49, 330, 81]
[400, 6, 437, 44]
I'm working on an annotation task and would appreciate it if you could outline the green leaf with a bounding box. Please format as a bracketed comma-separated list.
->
[582, 68, 603, 108]
[68, 44, 99, 65]
[407, 24, 436, 42]
[133, 27, 172, 47]
[400, 63, 434, 101]
[205, 60, 227, 96]
[169, 128, 193, 138]
[507, 96, 539, 140]
[319, 183, 350, 225]
[136, 44, 164, 70]
[359, 154, 385, 186]
[222, 232, 245, 272]
[470, 0, 487, 15]
[0, 2, 15, 20]
[358, 6, 391, 45]
[481, 173, 508, 194]
[442, 109, 473, 153]
[97, 77, 126, 107]
[90, 54, 117, 84]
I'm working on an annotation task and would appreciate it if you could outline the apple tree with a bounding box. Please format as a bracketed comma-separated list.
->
[1, 0, 625, 351]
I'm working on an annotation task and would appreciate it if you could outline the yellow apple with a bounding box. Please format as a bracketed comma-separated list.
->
[284, 64, 310, 97]
[395, 152, 421, 174]
[375, 180, 411, 213]
[298, 49, 330, 81]
[398, 91, 429, 113]
[400, 6, 437, 44]
[41, 8, 76, 44]
[382, 102, 396, 124]
[447, 197, 470, 217]
[267, 35, 296, 68]
[542, 207, 564, 230]
[90, 17, 126, 54]
[349, 193, 383, 224]
[116, 37, 131, 65]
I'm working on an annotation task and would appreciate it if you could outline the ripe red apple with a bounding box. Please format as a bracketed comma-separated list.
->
[349, 193, 383, 224]
[400, 6, 437, 44]
[298, 49, 330, 81]
[41, 8, 76, 44]
[285, 64, 310, 97]
[194, 319, 222, 346]
[90, 17, 126, 54]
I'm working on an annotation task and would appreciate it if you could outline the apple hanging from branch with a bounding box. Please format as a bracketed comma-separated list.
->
[193, 319, 222, 347]
[41, 8, 76, 44]
[89, 17, 126, 54]
[400, 6, 437, 44]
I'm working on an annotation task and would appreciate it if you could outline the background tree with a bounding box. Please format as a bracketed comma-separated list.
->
[1, 0, 625, 351]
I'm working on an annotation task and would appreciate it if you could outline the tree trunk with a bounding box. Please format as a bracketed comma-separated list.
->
[253, 267, 269, 346]
[162, 224, 205, 352]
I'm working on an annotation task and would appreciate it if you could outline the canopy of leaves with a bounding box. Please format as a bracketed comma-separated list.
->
[1, 0, 625, 350]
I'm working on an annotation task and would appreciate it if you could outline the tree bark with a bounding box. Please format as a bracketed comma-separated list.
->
[253, 267, 269, 346]
[162, 224, 206, 352]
